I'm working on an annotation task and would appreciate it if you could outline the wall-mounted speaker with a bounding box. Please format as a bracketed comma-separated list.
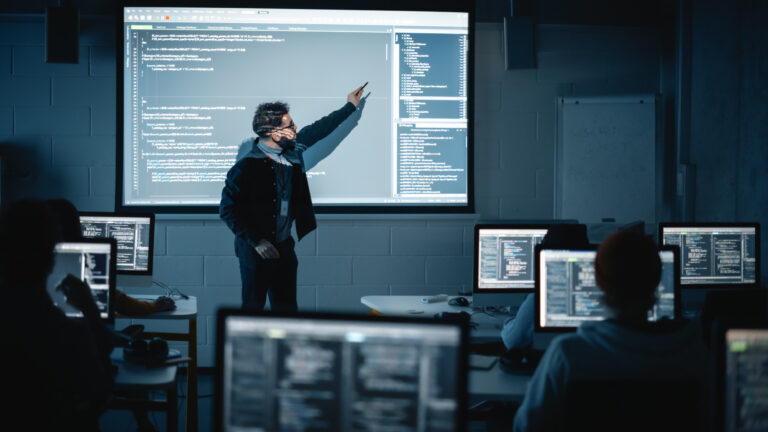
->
[45, 7, 79, 64]
[503, 16, 535, 70]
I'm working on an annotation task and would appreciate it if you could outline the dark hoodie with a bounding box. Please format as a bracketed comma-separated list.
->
[512, 318, 708, 431]
[219, 102, 356, 247]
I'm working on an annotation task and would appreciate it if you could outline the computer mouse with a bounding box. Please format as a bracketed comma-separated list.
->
[448, 297, 470, 307]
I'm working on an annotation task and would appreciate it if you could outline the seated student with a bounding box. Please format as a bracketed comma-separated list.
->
[500, 224, 589, 349]
[46, 199, 175, 315]
[0, 200, 115, 431]
[511, 229, 708, 432]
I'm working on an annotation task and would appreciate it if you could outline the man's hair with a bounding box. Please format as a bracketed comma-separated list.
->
[0, 199, 58, 285]
[594, 229, 661, 310]
[252, 101, 290, 138]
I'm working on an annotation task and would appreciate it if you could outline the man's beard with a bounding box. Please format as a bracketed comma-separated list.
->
[277, 136, 296, 151]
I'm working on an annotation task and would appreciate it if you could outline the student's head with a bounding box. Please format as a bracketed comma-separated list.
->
[46, 199, 82, 242]
[0, 200, 58, 286]
[594, 230, 661, 315]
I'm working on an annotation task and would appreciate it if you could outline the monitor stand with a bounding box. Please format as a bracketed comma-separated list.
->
[116, 274, 153, 291]
[681, 288, 708, 318]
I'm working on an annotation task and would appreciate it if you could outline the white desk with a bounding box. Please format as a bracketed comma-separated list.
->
[360, 295, 510, 343]
[361, 296, 530, 402]
[110, 348, 179, 432]
[121, 295, 198, 432]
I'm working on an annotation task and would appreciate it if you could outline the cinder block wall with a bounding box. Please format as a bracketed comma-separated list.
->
[0, 17, 662, 365]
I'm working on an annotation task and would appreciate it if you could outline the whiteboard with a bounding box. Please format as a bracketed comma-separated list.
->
[556, 95, 657, 224]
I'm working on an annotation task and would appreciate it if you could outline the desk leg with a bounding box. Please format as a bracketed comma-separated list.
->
[168, 379, 178, 432]
[187, 317, 198, 432]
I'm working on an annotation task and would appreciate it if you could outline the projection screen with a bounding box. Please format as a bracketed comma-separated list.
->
[118, 1, 473, 213]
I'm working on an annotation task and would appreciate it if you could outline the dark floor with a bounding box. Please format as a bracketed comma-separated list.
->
[100, 371, 215, 432]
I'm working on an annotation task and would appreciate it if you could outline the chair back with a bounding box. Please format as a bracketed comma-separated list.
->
[564, 379, 703, 432]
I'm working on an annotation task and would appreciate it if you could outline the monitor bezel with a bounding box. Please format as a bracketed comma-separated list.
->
[713, 318, 768, 432]
[116, 0, 475, 214]
[657, 244, 682, 321]
[53, 238, 118, 324]
[473, 223, 552, 295]
[534, 244, 599, 333]
[214, 308, 470, 432]
[534, 244, 683, 332]
[658, 222, 761, 289]
[79, 211, 155, 276]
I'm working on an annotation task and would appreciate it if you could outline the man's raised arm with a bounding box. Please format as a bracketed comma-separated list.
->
[296, 84, 366, 147]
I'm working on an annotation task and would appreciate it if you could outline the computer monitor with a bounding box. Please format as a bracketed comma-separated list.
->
[46, 239, 117, 323]
[79, 212, 155, 275]
[659, 223, 760, 287]
[721, 325, 768, 432]
[215, 310, 468, 432]
[535, 245, 680, 331]
[473, 224, 549, 307]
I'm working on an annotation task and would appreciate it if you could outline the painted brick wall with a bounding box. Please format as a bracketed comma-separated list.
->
[0, 17, 663, 365]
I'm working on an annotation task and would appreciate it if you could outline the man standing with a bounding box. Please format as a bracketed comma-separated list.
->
[220, 85, 365, 311]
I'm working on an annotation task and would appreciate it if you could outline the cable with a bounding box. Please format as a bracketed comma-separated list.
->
[470, 309, 496, 318]
[153, 280, 189, 299]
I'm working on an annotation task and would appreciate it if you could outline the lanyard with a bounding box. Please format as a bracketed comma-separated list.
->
[269, 154, 290, 200]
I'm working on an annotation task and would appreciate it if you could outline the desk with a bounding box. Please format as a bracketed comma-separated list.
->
[121, 295, 198, 432]
[469, 356, 530, 402]
[361, 296, 530, 402]
[110, 348, 179, 432]
[360, 295, 510, 343]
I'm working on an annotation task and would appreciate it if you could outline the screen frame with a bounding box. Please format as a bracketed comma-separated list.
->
[79, 211, 155, 276]
[53, 238, 118, 324]
[214, 308, 470, 432]
[658, 244, 682, 321]
[534, 244, 599, 333]
[713, 318, 768, 432]
[534, 244, 682, 332]
[116, 0, 475, 214]
[473, 223, 552, 295]
[658, 222, 761, 289]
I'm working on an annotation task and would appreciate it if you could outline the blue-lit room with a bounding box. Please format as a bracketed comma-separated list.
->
[1, 0, 766, 431]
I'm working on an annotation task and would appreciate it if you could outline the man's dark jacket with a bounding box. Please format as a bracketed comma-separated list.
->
[219, 102, 356, 248]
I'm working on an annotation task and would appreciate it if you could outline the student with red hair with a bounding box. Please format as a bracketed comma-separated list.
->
[512, 230, 708, 431]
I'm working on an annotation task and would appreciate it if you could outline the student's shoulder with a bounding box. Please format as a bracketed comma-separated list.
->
[548, 331, 596, 360]
[552, 331, 588, 346]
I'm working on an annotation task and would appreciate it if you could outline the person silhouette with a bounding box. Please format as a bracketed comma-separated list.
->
[46, 199, 175, 315]
[512, 229, 708, 431]
[0, 199, 114, 431]
[220, 84, 366, 312]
